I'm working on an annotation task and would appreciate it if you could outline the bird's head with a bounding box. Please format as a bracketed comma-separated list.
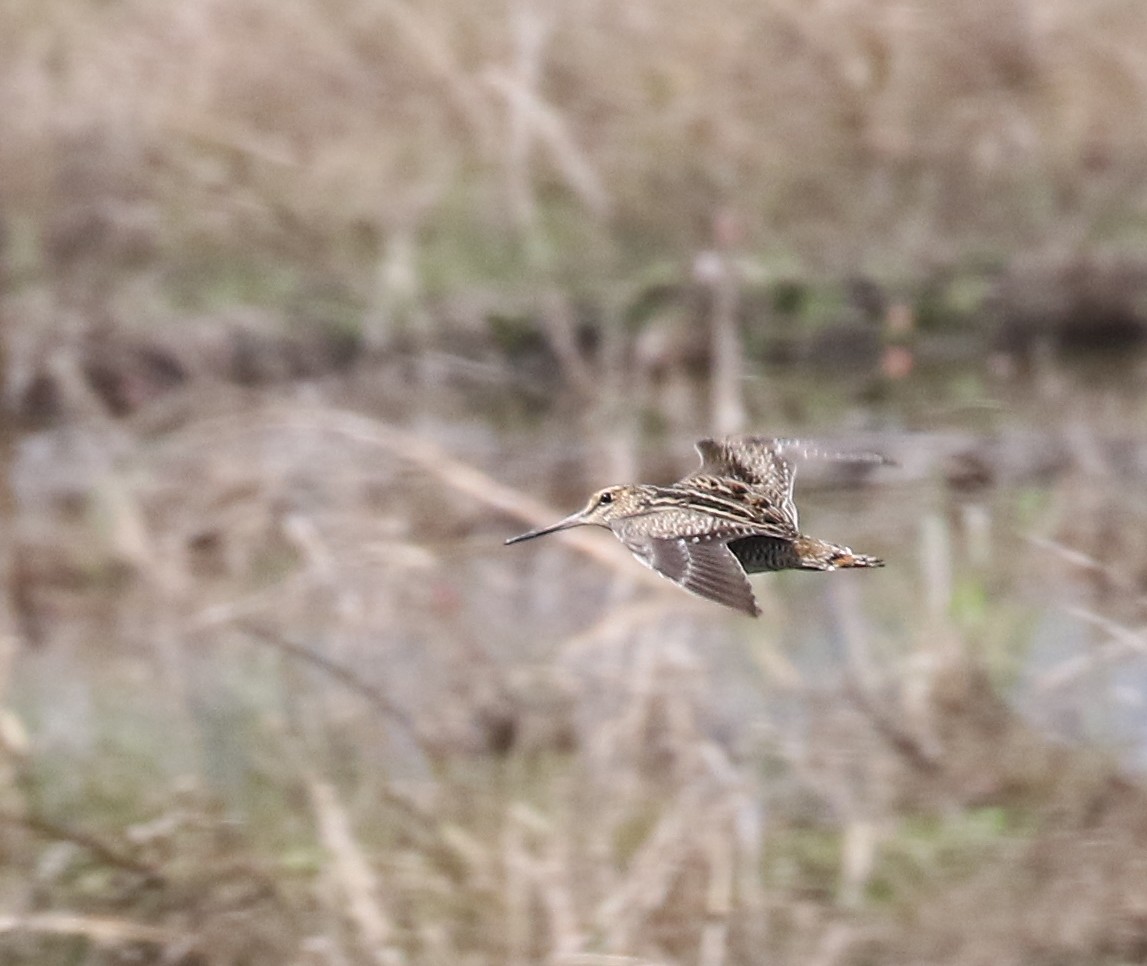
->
[505, 484, 650, 545]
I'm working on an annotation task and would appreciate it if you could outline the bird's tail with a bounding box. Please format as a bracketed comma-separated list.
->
[829, 549, 884, 569]
[795, 535, 884, 570]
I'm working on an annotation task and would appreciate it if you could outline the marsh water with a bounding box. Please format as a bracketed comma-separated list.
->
[10, 348, 1147, 819]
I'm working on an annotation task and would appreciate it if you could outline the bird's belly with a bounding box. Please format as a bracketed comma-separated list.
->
[728, 535, 800, 573]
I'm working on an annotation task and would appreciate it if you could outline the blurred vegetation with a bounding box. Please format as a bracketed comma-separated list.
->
[1, 392, 1146, 964]
[4, 1, 1147, 964]
[4, 0, 1147, 330]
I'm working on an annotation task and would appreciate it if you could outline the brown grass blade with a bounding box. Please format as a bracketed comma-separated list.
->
[0, 912, 183, 949]
[282, 406, 672, 591]
[306, 774, 404, 966]
[0, 809, 164, 883]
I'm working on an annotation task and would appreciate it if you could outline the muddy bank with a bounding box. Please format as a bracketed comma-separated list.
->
[7, 250, 1147, 424]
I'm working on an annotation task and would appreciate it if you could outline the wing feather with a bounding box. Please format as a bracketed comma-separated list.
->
[690, 436, 890, 532]
[690, 437, 799, 530]
[620, 530, 760, 617]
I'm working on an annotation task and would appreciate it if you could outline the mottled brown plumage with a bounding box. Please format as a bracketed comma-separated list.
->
[505, 436, 887, 616]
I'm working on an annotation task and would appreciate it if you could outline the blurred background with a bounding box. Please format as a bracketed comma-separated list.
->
[3, 0, 1147, 962]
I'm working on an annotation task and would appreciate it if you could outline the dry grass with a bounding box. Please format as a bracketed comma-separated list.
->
[4, 0, 1147, 324]
[2, 388, 1147, 964]
[5, 6, 1147, 957]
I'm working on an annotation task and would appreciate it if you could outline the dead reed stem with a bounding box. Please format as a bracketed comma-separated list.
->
[0, 808, 165, 883]
[375, 0, 495, 152]
[306, 771, 404, 966]
[0, 415, 22, 818]
[703, 247, 745, 436]
[502, 0, 549, 237]
[1035, 605, 1147, 695]
[698, 820, 734, 966]
[539, 288, 597, 400]
[503, 807, 532, 966]
[833, 580, 941, 772]
[234, 619, 427, 749]
[0, 912, 186, 950]
[596, 786, 704, 950]
[276, 404, 673, 593]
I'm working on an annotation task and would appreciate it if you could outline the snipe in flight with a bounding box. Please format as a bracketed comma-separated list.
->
[505, 436, 887, 617]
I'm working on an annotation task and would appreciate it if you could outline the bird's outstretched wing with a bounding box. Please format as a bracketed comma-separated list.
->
[690, 436, 890, 532]
[690, 437, 801, 530]
[616, 525, 760, 617]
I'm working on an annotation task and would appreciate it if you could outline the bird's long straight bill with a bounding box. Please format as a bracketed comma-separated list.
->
[504, 513, 582, 545]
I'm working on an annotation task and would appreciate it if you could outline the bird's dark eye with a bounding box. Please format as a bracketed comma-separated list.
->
[599, 492, 613, 505]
